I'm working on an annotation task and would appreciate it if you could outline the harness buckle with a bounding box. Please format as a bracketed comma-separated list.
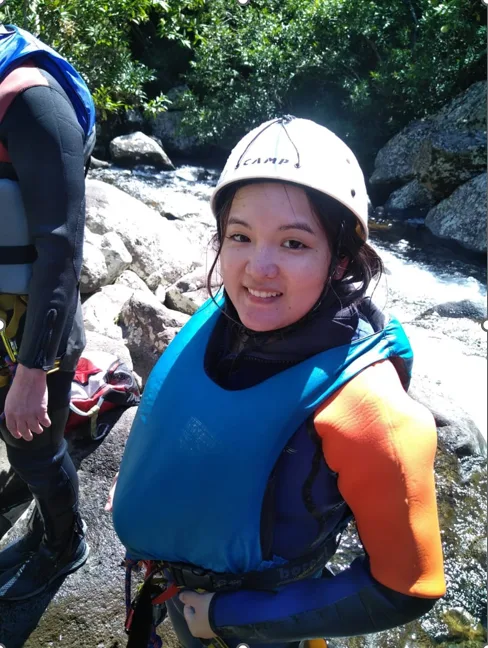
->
[168, 563, 214, 590]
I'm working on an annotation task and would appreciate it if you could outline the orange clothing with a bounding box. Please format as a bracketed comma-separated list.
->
[314, 359, 446, 598]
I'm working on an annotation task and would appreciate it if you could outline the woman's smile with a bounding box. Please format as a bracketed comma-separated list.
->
[220, 182, 333, 332]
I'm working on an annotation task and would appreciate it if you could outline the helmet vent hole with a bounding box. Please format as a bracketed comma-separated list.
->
[351, 189, 356, 197]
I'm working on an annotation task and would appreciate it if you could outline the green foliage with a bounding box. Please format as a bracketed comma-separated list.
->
[0, 0, 170, 120]
[157, 0, 486, 160]
[1, 0, 485, 156]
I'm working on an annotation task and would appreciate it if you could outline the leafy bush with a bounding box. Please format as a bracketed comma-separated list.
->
[0, 0, 169, 119]
[159, 0, 486, 161]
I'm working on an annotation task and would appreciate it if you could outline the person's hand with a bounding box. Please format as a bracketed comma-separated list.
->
[179, 590, 217, 639]
[105, 472, 119, 512]
[4, 364, 51, 441]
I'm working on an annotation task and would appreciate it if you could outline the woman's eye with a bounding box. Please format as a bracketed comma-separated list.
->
[227, 233, 250, 243]
[283, 239, 307, 250]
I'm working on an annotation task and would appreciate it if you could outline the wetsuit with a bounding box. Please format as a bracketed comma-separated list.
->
[164, 297, 446, 647]
[0, 60, 90, 550]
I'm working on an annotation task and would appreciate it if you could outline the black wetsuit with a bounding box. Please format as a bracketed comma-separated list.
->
[0, 65, 91, 530]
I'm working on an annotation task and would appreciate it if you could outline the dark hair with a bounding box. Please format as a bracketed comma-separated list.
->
[206, 180, 383, 311]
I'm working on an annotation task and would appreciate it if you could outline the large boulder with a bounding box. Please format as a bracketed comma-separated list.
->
[370, 81, 487, 191]
[109, 131, 175, 170]
[413, 130, 486, 199]
[119, 290, 189, 382]
[424, 173, 487, 253]
[85, 179, 202, 285]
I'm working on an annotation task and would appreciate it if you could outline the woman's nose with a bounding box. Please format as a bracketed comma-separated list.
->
[245, 246, 279, 279]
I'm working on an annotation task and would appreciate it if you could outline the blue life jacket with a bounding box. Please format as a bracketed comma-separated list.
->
[0, 25, 95, 137]
[113, 297, 413, 575]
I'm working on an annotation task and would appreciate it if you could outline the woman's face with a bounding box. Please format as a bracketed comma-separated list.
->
[220, 182, 332, 332]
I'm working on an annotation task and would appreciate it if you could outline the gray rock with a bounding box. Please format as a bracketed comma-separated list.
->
[174, 268, 209, 293]
[99, 230, 133, 283]
[84, 329, 133, 370]
[119, 290, 189, 382]
[384, 179, 436, 211]
[370, 82, 487, 190]
[413, 130, 486, 199]
[109, 131, 175, 170]
[85, 179, 201, 283]
[432, 80, 487, 132]
[420, 299, 486, 321]
[82, 284, 134, 339]
[80, 240, 108, 295]
[89, 156, 110, 169]
[154, 284, 166, 303]
[115, 269, 152, 294]
[81, 230, 132, 294]
[182, 287, 212, 308]
[175, 166, 211, 183]
[370, 121, 433, 186]
[425, 173, 487, 253]
[165, 288, 198, 316]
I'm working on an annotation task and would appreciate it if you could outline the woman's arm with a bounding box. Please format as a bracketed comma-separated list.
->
[209, 360, 445, 642]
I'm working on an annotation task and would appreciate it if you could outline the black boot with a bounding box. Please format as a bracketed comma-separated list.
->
[0, 500, 89, 601]
[0, 505, 44, 573]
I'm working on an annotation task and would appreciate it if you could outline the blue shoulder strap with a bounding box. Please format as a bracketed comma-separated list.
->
[0, 25, 95, 136]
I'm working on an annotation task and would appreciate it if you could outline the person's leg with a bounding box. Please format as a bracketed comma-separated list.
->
[0, 371, 88, 598]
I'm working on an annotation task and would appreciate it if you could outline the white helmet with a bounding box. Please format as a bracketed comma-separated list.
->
[210, 116, 369, 240]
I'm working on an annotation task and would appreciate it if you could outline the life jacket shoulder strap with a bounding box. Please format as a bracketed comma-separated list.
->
[0, 62, 49, 121]
[0, 62, 49, 163]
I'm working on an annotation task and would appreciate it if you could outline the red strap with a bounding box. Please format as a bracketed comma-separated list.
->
[152, 582, 179, 606]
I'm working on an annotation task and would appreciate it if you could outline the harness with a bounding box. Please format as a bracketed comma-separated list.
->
[124, 534, 338, 646]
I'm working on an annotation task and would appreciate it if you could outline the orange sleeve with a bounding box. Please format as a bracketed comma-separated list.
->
[314, 359, 446, 598]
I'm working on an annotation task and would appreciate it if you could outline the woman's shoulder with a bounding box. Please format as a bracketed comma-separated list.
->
[313, 359, 437, 468]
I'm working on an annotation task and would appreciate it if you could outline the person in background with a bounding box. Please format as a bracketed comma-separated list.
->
[111, 115, 446, 648]
[0, 12, 95, 600]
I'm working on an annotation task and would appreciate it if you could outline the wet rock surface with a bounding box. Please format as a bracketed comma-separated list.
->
[425, 173, 487, 253]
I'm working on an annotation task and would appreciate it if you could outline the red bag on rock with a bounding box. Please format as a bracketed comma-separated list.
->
[66, 351, 141, 440]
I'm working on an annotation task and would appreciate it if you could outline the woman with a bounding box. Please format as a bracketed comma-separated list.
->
[112, 116, 445, 648]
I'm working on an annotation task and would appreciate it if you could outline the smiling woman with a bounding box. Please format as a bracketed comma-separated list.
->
[219, 182, 332, 332]
[112, 116, 446, 648]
